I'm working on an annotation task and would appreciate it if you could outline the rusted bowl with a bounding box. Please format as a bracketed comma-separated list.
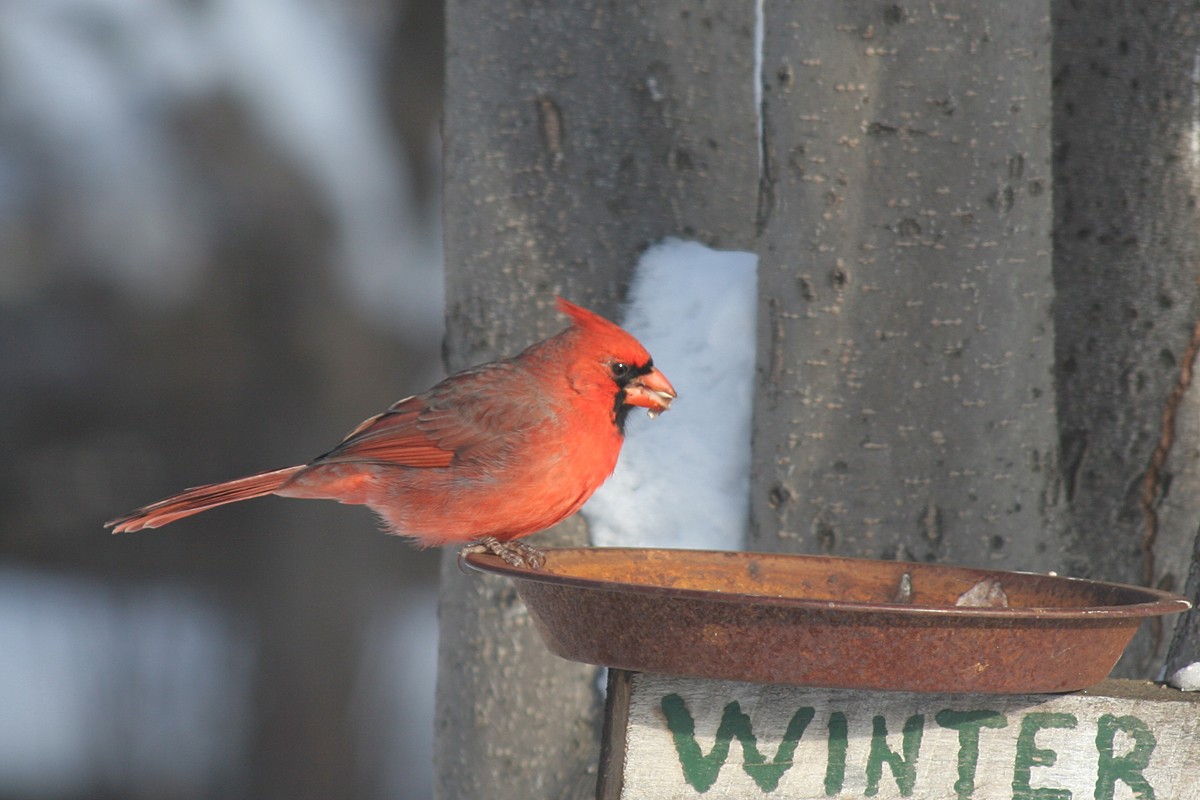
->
[463, 547, 1190, 694]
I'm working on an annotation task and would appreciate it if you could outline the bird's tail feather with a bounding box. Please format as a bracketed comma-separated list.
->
[105, 466, 304, 533]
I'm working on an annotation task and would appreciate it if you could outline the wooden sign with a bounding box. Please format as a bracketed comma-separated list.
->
[599, 671, 1200, 800]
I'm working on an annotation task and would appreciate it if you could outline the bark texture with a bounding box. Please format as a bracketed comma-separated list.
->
[436, 2, 759, 797]
[438, 2, 1200, 795]
[1053, 0, 1200, 674]
[749, 2, 1062, 572]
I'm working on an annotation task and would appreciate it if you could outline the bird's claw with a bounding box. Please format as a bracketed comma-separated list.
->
[458, 537, 546, 570]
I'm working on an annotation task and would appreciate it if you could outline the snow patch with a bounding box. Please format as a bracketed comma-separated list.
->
[583, 238, 758, 551]
[1168, 661, 1200, 692]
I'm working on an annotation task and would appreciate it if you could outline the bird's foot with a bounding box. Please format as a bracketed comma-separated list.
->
[458, 537, 546, 570]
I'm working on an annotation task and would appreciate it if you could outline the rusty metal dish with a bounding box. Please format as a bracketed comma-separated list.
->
[463, 547, 1191, 694]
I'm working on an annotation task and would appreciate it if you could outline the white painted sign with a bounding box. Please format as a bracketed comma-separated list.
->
[611, 673, 1200, 800]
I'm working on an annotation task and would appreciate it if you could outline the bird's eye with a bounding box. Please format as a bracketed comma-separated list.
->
[610, 362, 632, 381]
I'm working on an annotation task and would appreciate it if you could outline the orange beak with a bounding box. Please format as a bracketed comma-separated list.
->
[623, 367, 677, 419]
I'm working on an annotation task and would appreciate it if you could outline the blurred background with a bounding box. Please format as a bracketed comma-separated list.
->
[0, 0, 446, 797]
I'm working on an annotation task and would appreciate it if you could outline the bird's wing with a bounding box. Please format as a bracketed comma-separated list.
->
[312, 361, 551, 469]
[314, 400, 456, 468]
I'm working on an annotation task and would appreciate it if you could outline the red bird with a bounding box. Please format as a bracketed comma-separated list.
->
[105, 298, 676, 568]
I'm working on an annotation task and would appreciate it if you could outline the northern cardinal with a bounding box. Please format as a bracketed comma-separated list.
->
[105, 298, 676, 568]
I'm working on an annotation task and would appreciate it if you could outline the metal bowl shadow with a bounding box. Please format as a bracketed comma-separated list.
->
[463, 547, 1191, 694]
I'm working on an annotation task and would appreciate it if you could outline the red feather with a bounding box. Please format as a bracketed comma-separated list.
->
[105, 299, 676, 566]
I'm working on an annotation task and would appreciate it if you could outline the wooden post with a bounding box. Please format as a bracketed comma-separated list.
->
[438, 0, 1200, 796]
[1053, 0, 1200, 674]
[750, 1, 1061, 571]
[436, 2, 759, 797]
[1165, 523, 1200, 682]
[600, 670, 1200, 800]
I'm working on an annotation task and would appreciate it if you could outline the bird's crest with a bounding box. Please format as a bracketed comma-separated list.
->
[556, 297, 629, 339]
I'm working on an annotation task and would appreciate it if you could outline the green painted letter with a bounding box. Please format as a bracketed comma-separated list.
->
[662, 693, 729, 793]
[660, 693, 815, 794]
[936, 709, 1008, 800]
[741, 705, 815, 792]
[825, 711, 848, 796]
[865, 714, 925, 797]
[1094, 714, 1155, 800]
[1013, 712, 1076, 800]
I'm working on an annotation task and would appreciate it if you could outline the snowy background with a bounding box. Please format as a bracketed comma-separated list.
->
[583, 239, 757, 552]
[1, 1, 444, 797]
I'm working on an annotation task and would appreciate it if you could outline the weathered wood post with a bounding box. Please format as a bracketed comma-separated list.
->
[601, 673, 1200, 799]
[437, 1, 1200, 798]
[1053, 0, 1200, 673]
[435, 2, 758, 797]
[749, 2, 1062, 572]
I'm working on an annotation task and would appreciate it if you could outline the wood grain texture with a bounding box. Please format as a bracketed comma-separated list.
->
[1053, 0, 1200, 677]
[750, 1, 1061, 573]
[436, 2, 759, 798]
[609, 671, 1200, 799]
